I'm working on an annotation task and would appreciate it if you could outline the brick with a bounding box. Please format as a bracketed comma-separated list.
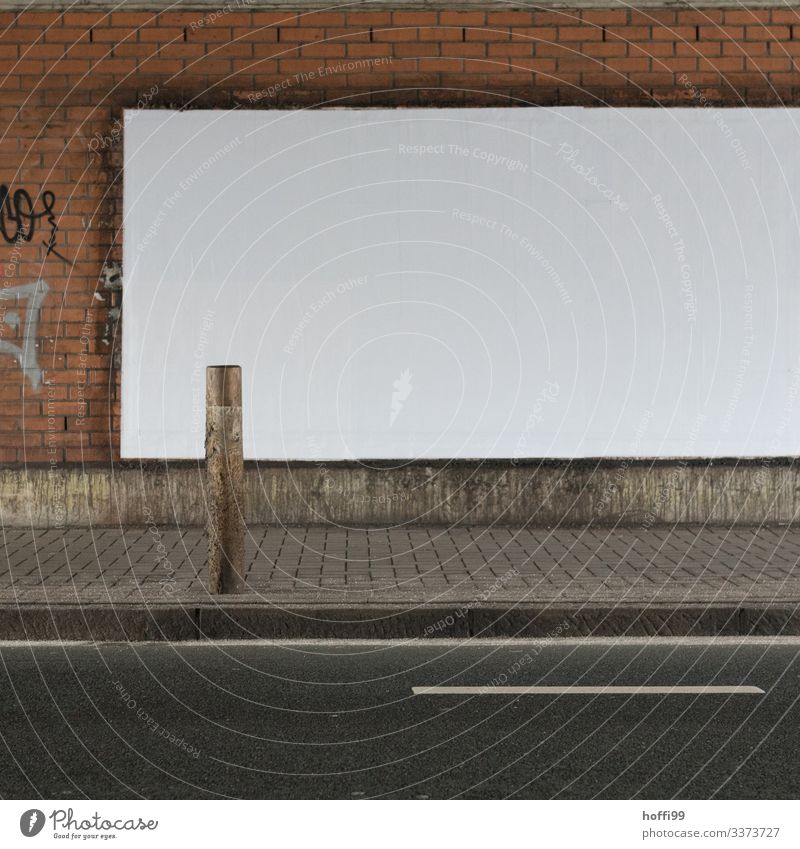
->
[557, 26, 603, 42]
[536, 41, 584, 59]
[607, 26, 651, 42]
[581, 11, 627, 26]
[698, 57, 745, 73]
[347, 72, 394, 86]
[4, 416, 66, 431]
[392, 12, 438, 26]
[772, 10, 800, 23]
[677, 11, 724, 25]
[746, 57, 792, 71]
[67, 415, 108, 429]
[152, 12, 196, 26]
[345, 43, 392, 59]
[440, 13, 484, 26]
[465, 28, 509, 42]
[487, 12, 532, 26]
[16, 12, 62, 27]
[278, 27, 325, 43]
[138, 26, 184, 42]
[511, 27, 557, 42]
[44, 27, 90, 44]
[745, 25, 791, 40]
[232, 27, 278, 43]
[344, 13, 392, 27]
[295, 43, 345, 58]
[22, 449, 60, 462]
[278, 58, 323, 74]
[45, 400, 84, 414]
[418, 27, 463, 42]
[558, 54, 599, 72]
[24, 44, 64, 59]
[632, 79, 679, 93]
[532, 12, 577, 26]
[629, 11, 677, 26]
[676, 42, 721, 57]
[765, 71, 800, 86]
[298, 13, 346, 27]
[90, 26, 138, 43]
[722, 11, 770, 24]
[698, 26, 744, 41]
[63, 43, 107, 59]
[325, 28, 370, 43]
[61, 13, 107, 27]
[391, 43, 438, 58]
[773, 41, 800, 56]
[12, 60, 45, 74]
[373, 28, 418, 43]
[65, 447, 109, 461]
[442, 42, 486, 57]
[606, 57, 651, 72]
[651, 26, 697, 42]
[584, 42, 629, 58]
[512, 58, 557, 74]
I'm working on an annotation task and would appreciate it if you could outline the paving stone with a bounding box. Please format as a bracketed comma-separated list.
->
[0, 525, 798, 605]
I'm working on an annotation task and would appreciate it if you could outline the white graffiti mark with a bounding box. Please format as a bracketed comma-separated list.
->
[390, 369, 413, 426]
[0, 278, 49, 390]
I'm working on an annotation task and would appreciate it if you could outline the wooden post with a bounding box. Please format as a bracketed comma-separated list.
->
[206, 365, 245, 594]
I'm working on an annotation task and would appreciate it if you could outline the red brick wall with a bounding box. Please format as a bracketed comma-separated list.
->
[1, 6, 797, 464]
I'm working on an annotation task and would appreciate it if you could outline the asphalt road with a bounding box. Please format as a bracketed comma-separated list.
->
[0, 639, 798, 799]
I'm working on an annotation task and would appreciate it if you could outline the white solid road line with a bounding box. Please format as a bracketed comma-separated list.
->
[412, 685, 765, 695]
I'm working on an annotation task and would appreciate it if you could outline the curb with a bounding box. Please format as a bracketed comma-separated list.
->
[0, 603, 799, 641]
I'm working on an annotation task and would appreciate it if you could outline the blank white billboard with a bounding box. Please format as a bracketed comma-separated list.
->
[123, 107, 800, 459]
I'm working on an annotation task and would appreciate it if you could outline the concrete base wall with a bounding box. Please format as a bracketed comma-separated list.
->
[1, 459, 797, 527]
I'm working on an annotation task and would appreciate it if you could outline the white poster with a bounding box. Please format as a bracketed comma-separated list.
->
[122, 107, 800, 459]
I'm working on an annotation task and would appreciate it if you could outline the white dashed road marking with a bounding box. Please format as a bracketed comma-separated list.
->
[412, 685, 765, 695]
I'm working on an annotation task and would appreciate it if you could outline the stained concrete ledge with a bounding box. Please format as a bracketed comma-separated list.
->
[2, 603, 799, 641]
[2, 1, 797, 9]
[2, 458, 798, 527]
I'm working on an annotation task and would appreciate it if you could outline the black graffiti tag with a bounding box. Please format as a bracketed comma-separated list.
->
[0, 185, 71, 264]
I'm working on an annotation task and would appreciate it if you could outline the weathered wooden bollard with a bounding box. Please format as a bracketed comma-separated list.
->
[206, 365, 245, 594]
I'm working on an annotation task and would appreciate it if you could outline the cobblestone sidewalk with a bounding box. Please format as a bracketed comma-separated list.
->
[1, 525, 799, 606]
